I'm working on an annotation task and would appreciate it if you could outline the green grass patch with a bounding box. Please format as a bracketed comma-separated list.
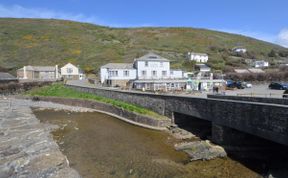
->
[26, 83, 167, 120]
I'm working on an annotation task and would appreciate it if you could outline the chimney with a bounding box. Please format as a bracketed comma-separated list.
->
[23, 66, 27, 79]
[55, 65, 59, 79]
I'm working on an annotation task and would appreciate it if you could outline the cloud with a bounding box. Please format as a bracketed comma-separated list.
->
[276, 29, 288, 48]
[0, 4, 105, 25]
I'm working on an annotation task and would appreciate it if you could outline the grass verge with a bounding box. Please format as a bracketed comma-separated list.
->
[26, 83, 167, 120]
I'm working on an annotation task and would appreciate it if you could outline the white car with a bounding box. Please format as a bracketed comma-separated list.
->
[242, 82, 252, 88]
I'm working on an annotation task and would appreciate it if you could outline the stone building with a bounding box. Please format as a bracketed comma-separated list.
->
[0, 72, 18, 84]
[17, 65, 60, 80]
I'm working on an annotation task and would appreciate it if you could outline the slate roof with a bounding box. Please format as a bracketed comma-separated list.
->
[188, 52, 208, 56]
[18, 66, 56, 72]
[101, 63, 134, 69]
[135, 52, 169, 62]
[0, 72, 17, 81]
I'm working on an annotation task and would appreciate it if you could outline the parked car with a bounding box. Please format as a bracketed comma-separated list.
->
[283, 90, 288, 98]
[268, 82, 288, 90]
[226, 80, 245, 89]
[242, 82, 252, 88]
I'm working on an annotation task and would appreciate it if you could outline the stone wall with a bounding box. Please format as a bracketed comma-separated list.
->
[208, 94, 288, 105]
[0, 81, 53, 95]
[28, 96, 170, 129]
[65, 84, 288, 146]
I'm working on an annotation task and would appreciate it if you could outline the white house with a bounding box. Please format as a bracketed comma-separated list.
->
[60, 63, 85, 80]
[196, 64, 211, 72]
[134, 53, 171, 80]
[187, 52, 208, 63]
[254, 60, 269, 68]
[232, 47, 247, 53]
[170, 70, 184, 79]
[100, 63, 136, 87]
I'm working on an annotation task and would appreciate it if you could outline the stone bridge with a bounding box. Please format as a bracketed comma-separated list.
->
[66, 84, 288, 146]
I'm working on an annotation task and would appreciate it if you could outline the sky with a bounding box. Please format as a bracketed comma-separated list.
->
[0, 0, 287, 47]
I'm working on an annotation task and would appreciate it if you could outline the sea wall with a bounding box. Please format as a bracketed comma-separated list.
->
[23, 96, 170, 130]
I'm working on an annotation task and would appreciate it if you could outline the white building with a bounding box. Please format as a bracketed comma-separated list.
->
[254, 60, 269, 68]
[100, 63, 136, 87]
[100, 52, 185, 89]
[170, 70, 184, 79]
[134, 53, 171, 80]
[187, 52, 209, 63]
[60, 63, 85, 80]
[232, 47, 247, 53]
[196, 64, 211, 72]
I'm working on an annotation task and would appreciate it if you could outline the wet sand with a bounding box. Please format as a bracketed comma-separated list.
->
[34, 109, 261, 178]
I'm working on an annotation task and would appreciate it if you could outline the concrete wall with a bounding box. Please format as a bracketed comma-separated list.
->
[208, 94, 288, 105]
[66, 84, 288, 146]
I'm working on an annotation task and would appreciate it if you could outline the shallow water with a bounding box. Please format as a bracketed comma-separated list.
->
[34, 110, 261, 178]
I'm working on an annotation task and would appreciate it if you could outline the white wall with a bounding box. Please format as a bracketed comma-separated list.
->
[170, 70, 183, 79]
[188, 53, 208, 63]
[61, 63, 80, 76]
[100, 68, 136, 83]
[136, 61, 170, 79]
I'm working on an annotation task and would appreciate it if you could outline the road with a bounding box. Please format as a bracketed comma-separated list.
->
[67, 80, 285, 98]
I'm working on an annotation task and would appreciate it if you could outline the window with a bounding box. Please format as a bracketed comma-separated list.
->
[67, 68, 73, 74]
[145, 61, 148, 67]
[124, 70, 129, 77]
[141, 70, 147, 76]
[109, 70, 118, 77]
[162, 71, 167, 76]
[160, 62, 163, 67]
[170, 71, 174, 75]
[152, 70, 157, 77]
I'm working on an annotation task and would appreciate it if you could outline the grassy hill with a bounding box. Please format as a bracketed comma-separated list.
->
[0, 18, 287, 75]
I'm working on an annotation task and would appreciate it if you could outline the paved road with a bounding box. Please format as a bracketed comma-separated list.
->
[224, 84, 285, 98]
[67, 80, 286, 99]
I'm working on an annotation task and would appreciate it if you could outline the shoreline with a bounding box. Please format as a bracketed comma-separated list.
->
[17, 95, 171, 130]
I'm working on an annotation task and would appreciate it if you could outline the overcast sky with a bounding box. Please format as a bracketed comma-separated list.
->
[0, 0, 287, 47]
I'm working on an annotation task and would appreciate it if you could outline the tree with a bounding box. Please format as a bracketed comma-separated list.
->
[268, 49, 277, 57]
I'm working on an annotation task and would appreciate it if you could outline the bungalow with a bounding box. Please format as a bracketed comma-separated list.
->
[0, 72, 18, 84]
[17, 65, 60, 80]
[187, 52, 209, 63]
[232, 47, 247, 53]
[100, 63, 136, 87]
[254, 60, 269, 68]
[60, 63, 85, 80]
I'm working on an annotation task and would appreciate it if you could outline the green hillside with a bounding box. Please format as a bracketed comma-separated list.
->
[0, 18, 287, 74]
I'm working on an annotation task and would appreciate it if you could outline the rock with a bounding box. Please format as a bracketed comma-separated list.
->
[168, 126, 196, 140]
[175, 140, 227, 161]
